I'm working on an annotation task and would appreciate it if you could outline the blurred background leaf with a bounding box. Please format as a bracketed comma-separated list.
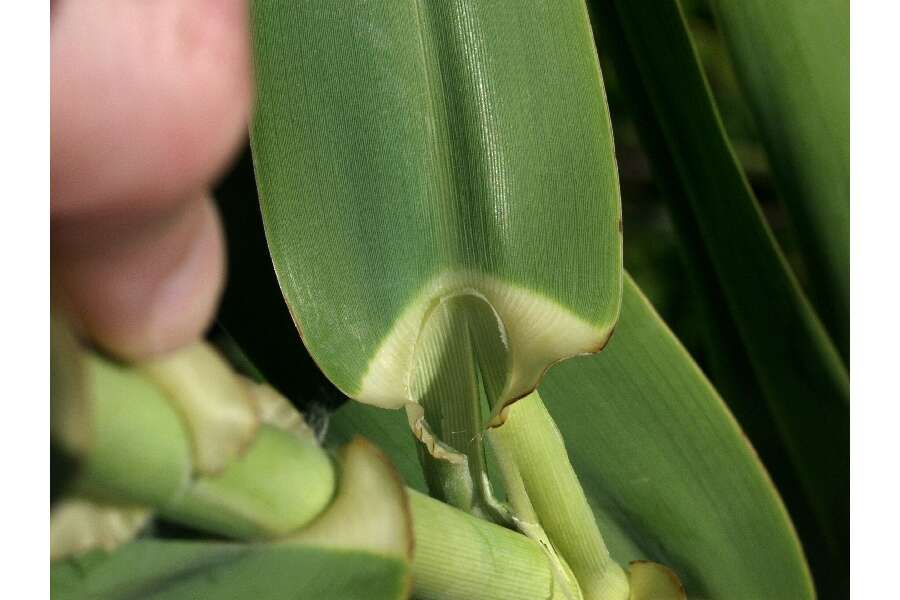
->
[585, 1, 848, 595]
[51, 541, 409, 600]
[710, 0, 850, 361]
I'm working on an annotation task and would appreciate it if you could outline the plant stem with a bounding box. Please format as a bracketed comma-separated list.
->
[404, 295, 630, 597]
[489, 391, 630, 600]
[77, 354, 193, 507]
[53, 343, 571, 600]
[409, 294, 511, 521]
[68, 352, 336, 538]
[409, 490, 565, 600]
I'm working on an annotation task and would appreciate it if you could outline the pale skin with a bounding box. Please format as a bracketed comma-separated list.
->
[51, 0, 252, 359]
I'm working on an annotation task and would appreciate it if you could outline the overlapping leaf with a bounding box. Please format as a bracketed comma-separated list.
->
[332, 275, 815, 599]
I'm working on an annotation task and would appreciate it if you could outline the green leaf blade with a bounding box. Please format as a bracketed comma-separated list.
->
[250, 0, 622, 409]
[541, 276, 813, 599]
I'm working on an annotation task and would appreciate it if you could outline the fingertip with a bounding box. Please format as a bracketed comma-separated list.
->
[108, 196, 226, 359]
[53, 195, 226, 361]
[51, 0, 252, 215]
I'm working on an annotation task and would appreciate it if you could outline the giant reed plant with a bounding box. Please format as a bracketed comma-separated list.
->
[51, 1, 848, 598]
